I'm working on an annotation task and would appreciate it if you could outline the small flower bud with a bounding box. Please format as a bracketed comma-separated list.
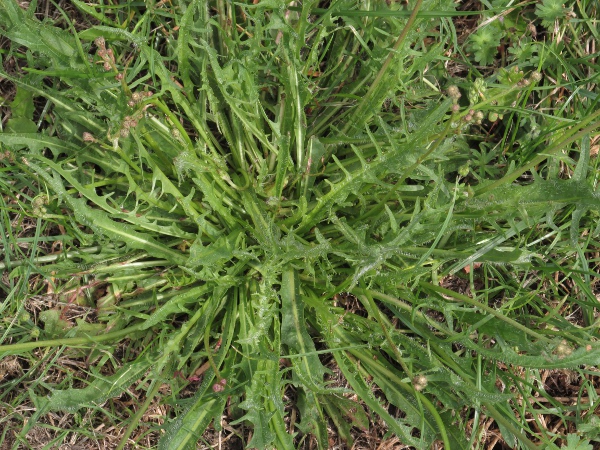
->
[447, 85, 461, 101]
[212, 382, 225, 392]
[464, 114, 473, 122]
[145, 91, 153, 97]
[458, 163, 470, 177]
[474, 111, 484, 121]
[103, 62, 111, 71]
[115, 73, 124, 81]
[412, 374, 428, 391]
[527, 23, 537, 38]
[83, 132, 97, 142]
[530, 71, 542, 82]
[120, 128, 130, 138]
[451, 104, 460, 113]
[94, 36, 106, 49]
[32, 195, 48, 217]
[127, 100, 135, 107]
[555, 340, 572, 359]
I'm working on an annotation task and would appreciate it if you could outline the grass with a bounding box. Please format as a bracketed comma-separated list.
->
[0, 0, 599, 448]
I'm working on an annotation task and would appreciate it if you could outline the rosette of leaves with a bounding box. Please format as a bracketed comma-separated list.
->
[535, 0, 573, 29]
[468, 25, 502, 65]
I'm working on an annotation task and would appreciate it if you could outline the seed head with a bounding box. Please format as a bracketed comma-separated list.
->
[32, 195, 48, 217]
[555, 340, 573, 359]
[212, 379, 227, 392]
[447, 85, 461, 101]
[83, 132, 97, 142]
[527, 22, 537, 38]
[530, 71, 542, 82]
[94, 36, 106, 49]
[458, 162, 470, 177]
[412, 374, 428, 391]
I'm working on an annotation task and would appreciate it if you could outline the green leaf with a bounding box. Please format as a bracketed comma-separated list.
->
[281, 267, 326, 390]
[535, 0, 572, 28]
[139, 286, 210, 330]
[78, 25, 146, 47]
[497, 420, 517, 448]
[233, 376, 277, 449]
[187, 229, 241, 270]
[332, 351, 422, 448]
[561, 434, 593, 450]
[23, 158, 187, 265]
[0, 133, 74, 153]
[6, 85, 36, 134]
[576, 415, 600, 441]
[320, 394, 369, 446]
[159, 390, 226, 450]
[5, 117, 38, 133]
[0, 2, 77, 65]
[160, 301, 238, 450]
[459, 338, 600, 370]
[469, 26, 501, 65]
[39, 309, 71, 337]
[48, 358, 153, 413]
[367, 364, 438, 447]
[296, 391, 328, 449]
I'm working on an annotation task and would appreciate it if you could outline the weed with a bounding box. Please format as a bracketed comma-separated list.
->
[0, 0, 599, 448]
